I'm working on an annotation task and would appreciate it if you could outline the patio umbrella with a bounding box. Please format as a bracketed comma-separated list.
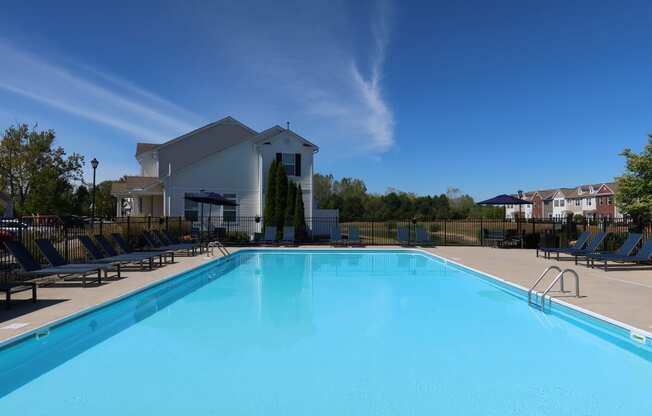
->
[184, 192, 238, 238]
[477, 194, 532, 206]
[478, 194, 532, 247]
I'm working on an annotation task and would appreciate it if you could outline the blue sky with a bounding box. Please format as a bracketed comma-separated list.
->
[0, 1, 649, 200]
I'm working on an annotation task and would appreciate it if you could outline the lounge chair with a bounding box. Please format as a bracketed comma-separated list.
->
[110, 233, 171, 258]
[95, 234, 170, 266]
[588, 234, 652, 271]
[415, 226, 433, 246]
[348, 226, 363, 246]
[155, 230, 202, 254]
[261, 226, 277, 245]
[5, 240, 107, 286]
[35, 238, 118, 283]
[397, 227, 410, 245]
[143, 231, 197, 256]
[568, 232, 608, 264]
[0, 281, 37, 309]
[536, 231, 591, 258]
[280, 226, 296, 245]
[78, 235, 160, 271]
[330, 226, 346, 246]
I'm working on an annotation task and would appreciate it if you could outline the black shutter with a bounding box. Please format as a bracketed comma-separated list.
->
[276, 153, 282, 162]
[295, 153, 301, 176]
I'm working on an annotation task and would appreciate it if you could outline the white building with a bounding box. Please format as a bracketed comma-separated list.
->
[112, 116, 334, 229]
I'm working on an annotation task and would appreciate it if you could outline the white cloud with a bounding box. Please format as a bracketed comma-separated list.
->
[198, 0, 395, 154]
[0, 39, 200, 141]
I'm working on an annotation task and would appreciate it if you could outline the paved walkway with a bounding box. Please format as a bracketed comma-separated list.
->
[425, 246, 652, 332]
[2, 246, 651, 344]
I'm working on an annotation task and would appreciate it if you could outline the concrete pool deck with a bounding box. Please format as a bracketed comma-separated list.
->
[1, 246, 651, 343]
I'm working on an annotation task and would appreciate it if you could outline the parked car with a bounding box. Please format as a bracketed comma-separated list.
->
[0, 219, 29, 241]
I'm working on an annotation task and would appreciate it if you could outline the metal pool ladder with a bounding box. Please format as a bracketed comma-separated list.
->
[528, 266, 580, 310]
[207, 240, 230, 257]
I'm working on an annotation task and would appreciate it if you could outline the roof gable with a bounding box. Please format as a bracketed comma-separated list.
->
[156, 116, 258, 176]
[253, 125, 319, 150]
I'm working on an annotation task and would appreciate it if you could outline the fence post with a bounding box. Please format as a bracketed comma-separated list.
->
[126, 216, 131, 247]
[444, 219, 447, 246]
[148, 216, 151, 230]
[99, 219, 103, 236]
[64, 223, 69, 263]
[165, 216, 169, 232]
[480, 218, 484, 246]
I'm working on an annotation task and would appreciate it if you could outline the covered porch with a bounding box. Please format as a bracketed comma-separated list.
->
[111, 176, 164, 217]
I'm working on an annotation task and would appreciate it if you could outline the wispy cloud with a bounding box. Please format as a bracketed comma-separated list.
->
[198, 0, 395, 154]
[0, 39, 201, 140]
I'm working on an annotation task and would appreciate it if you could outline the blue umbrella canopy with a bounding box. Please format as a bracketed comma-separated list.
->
[183, 192, 237, 206]
[477, 194, 532, 205]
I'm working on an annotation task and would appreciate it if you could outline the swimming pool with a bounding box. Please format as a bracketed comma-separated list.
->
[1, 249, 651, 415]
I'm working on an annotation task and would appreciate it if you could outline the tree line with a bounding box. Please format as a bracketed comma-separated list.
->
[0, 124, 115, 218]
[263, 160, 307, 238]
[313, 174, 504, 221]
[1, 123, 650, 224]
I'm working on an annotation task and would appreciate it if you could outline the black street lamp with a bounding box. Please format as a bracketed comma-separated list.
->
[91, 158, 99, 224]
[517, 190, 523, 219]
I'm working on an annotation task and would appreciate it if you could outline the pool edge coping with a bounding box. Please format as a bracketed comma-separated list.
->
[1, 246, 651, 350]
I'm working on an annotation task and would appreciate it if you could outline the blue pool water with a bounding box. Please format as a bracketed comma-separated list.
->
[1, 250, 651, 415]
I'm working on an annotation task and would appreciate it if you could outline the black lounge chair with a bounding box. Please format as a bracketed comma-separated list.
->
[588, 235, 652, 271]
[415, 226, 434, 246]
[348, 226, 363, 246]
[330, 226, 346, 246]
[155, 230, 202, 254]
[5, 240, 107, 286]
[261, 226, 277, 245]
[110, 233, 173, 263]
[78, 235, 160, 271]
[143, 231, 197, 256]
[537, 231, 591, 258]
[95, 234, 170, 266]
[0, 281, 37, 309]
[569, 232, 608, 264]
[280, 226, 296, 245]
[397, 227, 410, 245]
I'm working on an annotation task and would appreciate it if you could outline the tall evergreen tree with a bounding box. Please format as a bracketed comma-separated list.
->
[275, 163, 288, 232]
[294, 184, 307, 241]
[263, 161, 278, 226]
[285, 181, 297, 225]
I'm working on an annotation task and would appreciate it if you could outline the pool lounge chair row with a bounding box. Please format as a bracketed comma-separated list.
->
[1, 230, 199, 308]
[537, 230, 652, 270]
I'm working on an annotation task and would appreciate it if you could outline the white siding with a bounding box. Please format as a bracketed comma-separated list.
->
[257, 130, 315, 218]
[165, 140, 260, 218]
[138, 151, 158, 177]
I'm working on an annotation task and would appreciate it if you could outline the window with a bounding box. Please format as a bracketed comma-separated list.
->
[184, 194, 198, 221]
[585, 198, 592, 206]
[222, 193, 237, 222]
[608, 197, 613, 205]
[554, 200, 559, 207]
[575, 199, 580, 206]
[560, 200, 565, 207]
[276, 153, 302, 176]
[599, 197, 604, 205]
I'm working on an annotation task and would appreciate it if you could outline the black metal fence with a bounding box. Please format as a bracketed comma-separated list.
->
[1, 215, 649, 280]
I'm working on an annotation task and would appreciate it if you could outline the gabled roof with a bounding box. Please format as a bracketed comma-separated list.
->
[156, 116, 258, 152]
[596, 182, 618, 195]
[136, 143, 158, 157]
[253, 125, 319, 150]
[111, 176, 162, 195]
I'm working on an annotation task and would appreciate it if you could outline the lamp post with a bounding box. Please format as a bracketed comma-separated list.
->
[91, 158, 99, 225]
[517, 189, 524, 248]
[517, 190, 523, 219]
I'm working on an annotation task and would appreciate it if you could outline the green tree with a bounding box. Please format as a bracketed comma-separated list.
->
[285, 181, 297, 224]
[95, 181, 117, 218]
[0, 123, 84, 215]
[294, 184, 307, 240]
[275, 163, 288, 232]
[263, 161, 278, 226]
[73, 185, 90, 216]
[617, 136, 652, 225]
